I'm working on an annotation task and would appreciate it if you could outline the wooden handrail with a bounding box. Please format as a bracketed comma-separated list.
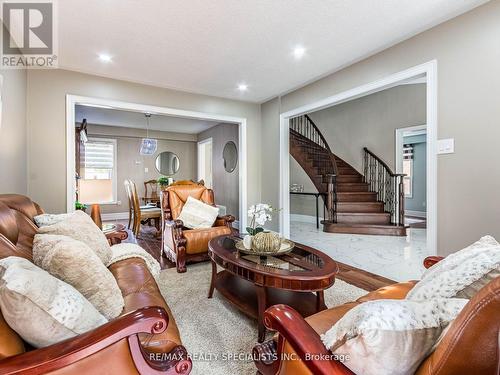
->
[363, 147, 406, 226]
[305, 115, 338, 176]
[290, 115, 339, 222]
[363, 147, 404, 177]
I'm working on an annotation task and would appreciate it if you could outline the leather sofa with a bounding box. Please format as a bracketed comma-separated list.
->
[161, 181, 235, 273]
[0, 194, 192, 374]
[253, 256, 500, 375]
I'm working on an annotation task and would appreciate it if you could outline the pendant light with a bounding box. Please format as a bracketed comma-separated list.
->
[140, 113, 157, 155]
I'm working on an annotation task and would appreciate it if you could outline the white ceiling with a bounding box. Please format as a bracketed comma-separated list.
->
[76, 105, 220, 134]
[59, 0, 489, 102]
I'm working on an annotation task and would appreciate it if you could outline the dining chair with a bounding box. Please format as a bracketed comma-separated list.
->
[143, 179, 160, 205]
[124, 179, 161, 237]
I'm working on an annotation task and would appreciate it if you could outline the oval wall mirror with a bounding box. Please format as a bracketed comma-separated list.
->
[223, 141, 238, 173]
[155, 151, 180, 175]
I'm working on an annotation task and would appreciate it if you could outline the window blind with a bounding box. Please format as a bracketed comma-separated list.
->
[84, 141, 114, 169]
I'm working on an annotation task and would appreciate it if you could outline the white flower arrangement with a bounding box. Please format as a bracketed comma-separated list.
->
[246, 203, 274, 235]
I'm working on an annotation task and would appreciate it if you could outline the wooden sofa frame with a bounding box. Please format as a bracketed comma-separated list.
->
[253, 257, 446, 375]
[0, 307, 192, 375]
[160, 189, 235, 273]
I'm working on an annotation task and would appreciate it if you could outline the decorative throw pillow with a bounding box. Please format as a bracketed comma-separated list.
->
[0, 256, 107, 348]
[37, 210, 111, 264]
[177, 196, 219, 229]
[407, 235, 500, 301]
[33, 234, 124, 319]
[33, 213, 72, 228]
[321, 298, 468, 375]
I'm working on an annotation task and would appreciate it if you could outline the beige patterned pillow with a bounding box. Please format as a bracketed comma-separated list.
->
[321, 298, 467, 375]
[407, 236, 500, 301]
[177, 196, 219, 229]
[33, 234, 124, 319]
[37, 210, 111, 264]
[0, 257, 107, 348]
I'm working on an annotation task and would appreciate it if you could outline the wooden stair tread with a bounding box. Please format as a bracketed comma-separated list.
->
[290, 122, 406, 236]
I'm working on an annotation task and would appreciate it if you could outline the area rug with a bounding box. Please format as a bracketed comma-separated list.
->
[157, 262, 366, 375]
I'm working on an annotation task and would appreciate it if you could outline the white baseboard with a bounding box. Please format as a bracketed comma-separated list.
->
[290, 214, 324, 224]
[101, 212, 129, 221]
[405, 210, 427, 218]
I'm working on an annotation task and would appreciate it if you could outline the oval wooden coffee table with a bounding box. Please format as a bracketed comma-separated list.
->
[208, 235, 339, 342]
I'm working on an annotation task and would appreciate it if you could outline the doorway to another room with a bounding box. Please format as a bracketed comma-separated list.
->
[280, 62, 437, 282]
[198, 138, 213, 189]
[396, 125, 427, 230]
[67, 96, 247, 240]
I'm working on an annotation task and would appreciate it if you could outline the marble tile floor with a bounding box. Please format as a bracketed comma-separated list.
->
[290, 221, 428, 282]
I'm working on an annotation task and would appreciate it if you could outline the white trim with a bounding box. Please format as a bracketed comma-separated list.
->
[197, 137, 213, 188]
[66, 95, 248, 232]
[279, 60, 438, 256]
[101, 212, 130, 221]
[395, 124, 427, 174]
[405, 210, 427, 218]
[290, 214, 325, 224]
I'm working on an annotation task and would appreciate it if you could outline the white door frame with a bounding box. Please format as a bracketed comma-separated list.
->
[395, 124, 427, 173]
[279, 60, 438, 255]
[66, 95, 248, 232]
[197, 137, 213, 188]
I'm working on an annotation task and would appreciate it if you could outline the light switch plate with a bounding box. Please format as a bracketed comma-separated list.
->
[144, 167, 149, 173]
[437, 138, 454, 154]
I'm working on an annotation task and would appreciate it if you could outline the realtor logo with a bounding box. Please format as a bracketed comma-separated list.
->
[1, 0, 58, 68]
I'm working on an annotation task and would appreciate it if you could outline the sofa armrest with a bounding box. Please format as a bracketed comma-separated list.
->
[163, 219, 188, 273]
[0, 307, 191, 375]
[254, 304, 354, 375]
[423, 256, 444, 269]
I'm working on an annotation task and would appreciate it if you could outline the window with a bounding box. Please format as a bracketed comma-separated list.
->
[79, 138, 117, 204]
[403, 144, 413, 198]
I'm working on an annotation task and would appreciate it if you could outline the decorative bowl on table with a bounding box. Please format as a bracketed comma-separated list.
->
[235, 232, 295, 256]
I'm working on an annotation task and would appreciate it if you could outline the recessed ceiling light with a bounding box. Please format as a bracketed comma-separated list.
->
[237, 83, 248, 91]
[293, 46, 306, 59]
[98, 53, 112, 63]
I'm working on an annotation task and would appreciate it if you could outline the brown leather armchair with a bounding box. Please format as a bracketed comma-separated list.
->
[253, 256, 500, 375]
[161, 181, 235, 273]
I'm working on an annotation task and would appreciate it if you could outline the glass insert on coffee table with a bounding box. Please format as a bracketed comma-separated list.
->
[207, 235, 339, 342]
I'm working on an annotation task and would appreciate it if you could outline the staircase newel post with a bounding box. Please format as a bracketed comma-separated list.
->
[398, 175, 405, 226]
[325, 174, 336, 223]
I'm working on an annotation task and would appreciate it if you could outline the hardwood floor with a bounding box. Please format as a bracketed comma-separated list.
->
[132, 224, 394, 291]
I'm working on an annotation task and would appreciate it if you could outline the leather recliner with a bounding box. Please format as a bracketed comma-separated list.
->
[161, 181, 235, 273]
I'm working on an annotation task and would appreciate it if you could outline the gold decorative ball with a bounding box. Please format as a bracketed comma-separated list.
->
[253, 232, 281, 253]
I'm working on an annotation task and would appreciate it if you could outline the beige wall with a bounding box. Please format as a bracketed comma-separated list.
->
[86, 124, 197, 215]
[198, 123, 240, 220]
[0, 69, 27, 195]
[26, 69, 261, 213]
[262, 0, 500, 256]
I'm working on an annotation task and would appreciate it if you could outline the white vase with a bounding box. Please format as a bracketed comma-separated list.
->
[242, 235, 253, 250]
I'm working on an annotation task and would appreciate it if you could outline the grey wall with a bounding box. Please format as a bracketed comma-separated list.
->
[0, 69, 27, 195]
[404, 134, 427, 213]
[86, 124, 197, 215]
[198, 123, 240, 220]
[26, 69, 261, 214]
[290, 84, 426, 217]
[290, 157, 319, 217]
[262, 0, 500, 256]
[309, 84, 426, 172]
